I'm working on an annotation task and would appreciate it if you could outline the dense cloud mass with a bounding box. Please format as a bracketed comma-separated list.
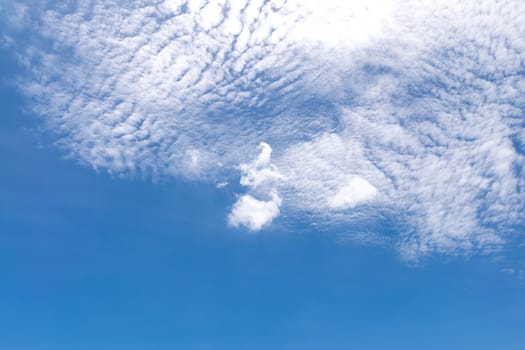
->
[1, 0, 524, 259]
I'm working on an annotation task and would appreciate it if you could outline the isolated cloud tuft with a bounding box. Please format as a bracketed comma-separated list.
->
[228, 191, 282, 231]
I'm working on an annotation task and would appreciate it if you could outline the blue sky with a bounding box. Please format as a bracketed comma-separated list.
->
[1, 1, 525, 349]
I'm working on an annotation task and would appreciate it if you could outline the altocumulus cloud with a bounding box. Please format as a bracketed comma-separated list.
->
[1, 0, 525, 259]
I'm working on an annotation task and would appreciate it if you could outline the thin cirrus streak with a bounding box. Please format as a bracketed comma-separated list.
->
[1, 0, 524, 259]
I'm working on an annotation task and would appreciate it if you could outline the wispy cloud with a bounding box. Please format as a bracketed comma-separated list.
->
[2, 0, 524, 259]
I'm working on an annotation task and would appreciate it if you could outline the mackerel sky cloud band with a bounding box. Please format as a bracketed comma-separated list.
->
[1, 0, 524, 259]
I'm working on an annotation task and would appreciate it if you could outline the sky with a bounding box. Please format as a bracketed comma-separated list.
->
[1, 0, 525, 349]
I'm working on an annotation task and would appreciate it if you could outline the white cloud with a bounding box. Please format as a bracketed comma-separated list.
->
[230, 142, 284, 231]
[239, 142, 284, 189]
[216, 181, 228, 189]
[3, 0, 525, 258]
[228, 191, 282, 231]
[276, 132, 387, 214]
[327, 176, 378, 210]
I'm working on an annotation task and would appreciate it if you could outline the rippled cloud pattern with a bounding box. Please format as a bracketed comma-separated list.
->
[2, 0, 525, 259]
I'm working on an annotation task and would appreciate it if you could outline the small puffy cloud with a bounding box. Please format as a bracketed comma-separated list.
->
[228, 191, 282, 231]
[216, 181, 228, 189]
[327, 176, 378, 210]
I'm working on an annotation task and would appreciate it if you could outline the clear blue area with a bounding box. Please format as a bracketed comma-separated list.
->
[1, 46, 525, 350]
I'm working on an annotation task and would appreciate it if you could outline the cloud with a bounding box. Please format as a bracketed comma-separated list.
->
[326, 176, 378, 210]
[239, 142, 284, 188]
[229, 142, 283, 231]
[228, 191, 282, 231]
[216, 181, 228, 189]
[2, 0, 525, 259]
